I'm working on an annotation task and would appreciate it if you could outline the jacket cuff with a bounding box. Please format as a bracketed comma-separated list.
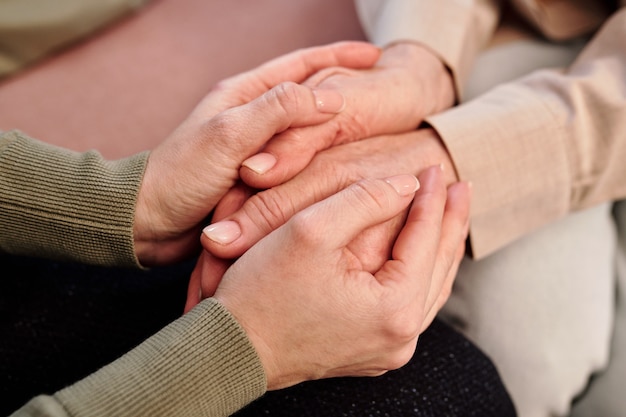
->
[426, 82, 570, 258]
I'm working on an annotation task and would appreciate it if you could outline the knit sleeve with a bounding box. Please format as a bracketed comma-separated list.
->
[0, 129, 147, 267]
[10, 298, 267, 417]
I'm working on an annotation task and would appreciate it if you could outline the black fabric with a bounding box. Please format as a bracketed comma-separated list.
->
[234, 318, 517, 417]
[0, 253, 516, 416]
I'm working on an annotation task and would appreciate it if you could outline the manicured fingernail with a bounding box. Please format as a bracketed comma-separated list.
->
[203, 221, 241, 244]
[242, 153, 277, 174]
[385, 174, 420, 196]
[312, 89, 345, 113]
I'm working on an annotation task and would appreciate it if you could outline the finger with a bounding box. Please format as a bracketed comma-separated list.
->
[244, 41, 380, 92]
[285, 175, 420, 250]
[201, 168, 328, 259]
[184, 259, 205, 314]
[421, 181, 471, 330]
[202, 174, 419, 258]
[213, 82, 349, 162]
[420, 240, 467, 332]
[212, 182, 255, 223]
[239, 120, 338, 188]
[184, 250, 232, 314]
[425, 181, 471, 308]
[199, 253, 231, 299]
[201, 41, 380, 115]
[377, 166, 447, 290]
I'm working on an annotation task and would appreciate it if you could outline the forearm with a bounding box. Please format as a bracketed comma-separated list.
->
[11, 299, 266, 417]
[0, 130, 146, 267]
[427, 8, 626, 258]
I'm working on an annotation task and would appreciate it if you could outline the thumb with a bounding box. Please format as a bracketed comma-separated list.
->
[210, 82, 345, 163]
[290, 175, 420, 249]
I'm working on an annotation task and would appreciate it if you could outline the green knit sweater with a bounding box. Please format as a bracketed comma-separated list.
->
[1, 130, 266, 416]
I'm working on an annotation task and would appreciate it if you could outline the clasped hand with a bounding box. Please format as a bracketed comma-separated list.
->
[132, 39, 469, 390]
[214, 167, 470, 389]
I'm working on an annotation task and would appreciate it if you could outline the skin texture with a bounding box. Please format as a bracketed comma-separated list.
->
[132, 41, 382, 266]
[184, 42, 458, 309]
[238, 42, 456, 189]
[129, 39, 471, 389]
[0, 0, 472, 389]
[186, 128, 460, 310]
[212, 167, 471, 389]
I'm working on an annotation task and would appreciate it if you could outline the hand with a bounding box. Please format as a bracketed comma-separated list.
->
[212, 168, 471, 389]
[132, 41, 380, 266]
[185, 128, 459, 310]
[239, 41, 456, 189]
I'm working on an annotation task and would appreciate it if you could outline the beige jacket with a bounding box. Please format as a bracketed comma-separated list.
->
[356, 0, 626, 258]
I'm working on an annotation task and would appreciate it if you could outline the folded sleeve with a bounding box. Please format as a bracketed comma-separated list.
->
[354, 0, 501, 98]
[0, 0, 150, 79]
[426, 8, 626, 258]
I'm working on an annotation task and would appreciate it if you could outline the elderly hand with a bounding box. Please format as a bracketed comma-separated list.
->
[185, 128, 460, 309]
[209, 167, 470, 389]
[132, 42, 381, 266]
[239, 41, 456, 189]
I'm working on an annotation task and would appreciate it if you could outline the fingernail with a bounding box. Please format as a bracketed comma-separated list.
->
[203, 221, 241, 244]
[242, 153, 277, 174]
[385, 174, 420, 196]
[312, 89, 345, 113]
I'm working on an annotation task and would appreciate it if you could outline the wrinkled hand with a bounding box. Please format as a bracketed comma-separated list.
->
[212, 168, 470, 389]
[133, 41, 380, 266]
[185, 128, 460, 311]
[239, 41, 456, 189]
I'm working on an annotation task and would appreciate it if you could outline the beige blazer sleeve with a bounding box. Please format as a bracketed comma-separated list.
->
[354, 0, 501, 98]
[0, 0, 150, 79]
[427, 7, 626, 258]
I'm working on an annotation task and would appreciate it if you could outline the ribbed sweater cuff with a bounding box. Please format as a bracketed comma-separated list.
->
[55, 299, 267, 417]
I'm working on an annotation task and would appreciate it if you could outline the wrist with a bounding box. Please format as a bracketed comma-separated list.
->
[133, 160, 169, 266]
[416, 127, 459, 185]
[382, 41, 456, 116]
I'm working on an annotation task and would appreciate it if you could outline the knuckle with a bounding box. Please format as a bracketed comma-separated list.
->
[308, 67, 356, 87]
[351, 179, 393, 212]
[307, 154, 354, 194]
[381, 307, 421, 344]
[244, 189, 295, 234]
[384, 344, 417, 371]
[386, 318, 419, 344]
[209, 78, 232, 94]
[288, 211, 324, 247]
[268, 81, 302, 116]
[200, 111, 237, 140]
